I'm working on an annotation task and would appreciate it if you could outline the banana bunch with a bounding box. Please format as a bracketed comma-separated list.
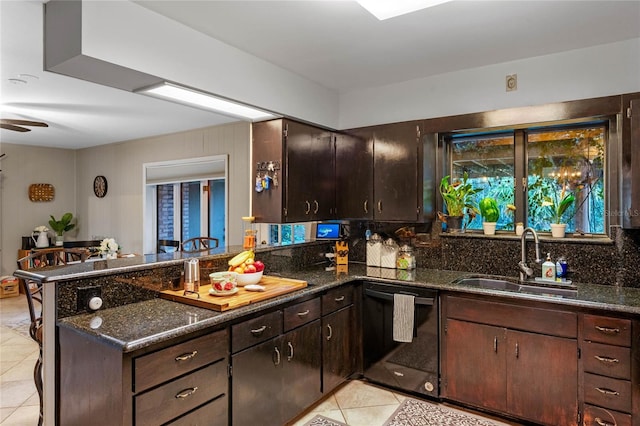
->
[228, 250, 255, 267]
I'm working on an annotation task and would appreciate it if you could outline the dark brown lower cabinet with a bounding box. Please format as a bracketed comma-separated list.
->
[231, 320, 321, 425]
[442, 295, 578, 426]
[322, 305, 355, 393]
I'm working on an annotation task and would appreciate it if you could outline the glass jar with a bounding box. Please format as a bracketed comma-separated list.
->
[397, 245, 416, 270]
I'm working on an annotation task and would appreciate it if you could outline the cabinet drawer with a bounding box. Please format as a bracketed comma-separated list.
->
[582, 341, 631, 379]
[134, 329, 228, 392]
[583, 315, 631, 346]
[445, 295, 577, 338]
[322, 286, 353, 315]
[232, 310, 282, 353]
[166, 394, 228, 426]
[135, 361, 228, 426]
[583, 404, 632, 426]
[583, 372, 632, 413]
[284, 298, 321, 331]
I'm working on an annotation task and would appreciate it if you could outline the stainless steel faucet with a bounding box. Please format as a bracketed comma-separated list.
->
[518, 227, 542, 281]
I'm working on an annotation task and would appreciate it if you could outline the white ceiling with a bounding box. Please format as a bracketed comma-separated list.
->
[1, 0, 639, 149]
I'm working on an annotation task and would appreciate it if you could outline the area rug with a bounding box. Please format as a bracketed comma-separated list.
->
[302, 414, 347, 426]
[383, 398, 500, 426]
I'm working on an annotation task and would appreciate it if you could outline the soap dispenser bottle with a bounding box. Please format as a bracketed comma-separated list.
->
[542, 253, 556, 280]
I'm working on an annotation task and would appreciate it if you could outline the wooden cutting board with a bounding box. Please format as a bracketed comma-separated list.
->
[159, 275, 307, 312]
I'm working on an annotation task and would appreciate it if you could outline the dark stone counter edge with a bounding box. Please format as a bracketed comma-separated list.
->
[59, 268, 640, 354]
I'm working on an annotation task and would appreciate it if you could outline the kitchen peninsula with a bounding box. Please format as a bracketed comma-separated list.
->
[14, 243, 640, 426]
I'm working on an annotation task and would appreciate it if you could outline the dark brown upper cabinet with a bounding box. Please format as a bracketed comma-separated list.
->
[339, 121, 436, 222]
[622, 94, 640, 228]
[252, 119, 335, 223]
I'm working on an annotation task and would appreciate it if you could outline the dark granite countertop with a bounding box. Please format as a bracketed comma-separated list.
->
[58, 263, 640, 354]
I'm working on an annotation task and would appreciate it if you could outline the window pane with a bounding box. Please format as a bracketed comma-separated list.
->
[293, 224, 306, 243]
[527, 125, 605, 234]
[281, 225, 293, 245]
[181, 182, 201, 241]
[157, 184, 174, 240]
[451, 133, 515, 230]
[208, 179, 226, 245]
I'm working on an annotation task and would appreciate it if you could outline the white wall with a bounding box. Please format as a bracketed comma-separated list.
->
[338, 38, 640, 129]
[74, 121, 251, 255]
[0, 143, 77, 276]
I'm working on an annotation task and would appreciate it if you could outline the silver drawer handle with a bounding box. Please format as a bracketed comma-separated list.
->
[595, 325, 620, 334]
[393, 371, 404, 377]
[273, 346, 281, 366]
[326, 324, 333, 341]
[334, 296, 345, 302]
[594, 418, 615, 426]
[595, 387, 620, 396]
[287, 341, 294, 361]
[251, 325, 267, 335]
[175, 387, 198, 399]
[594, 355, 620, 364]
[175, 351, 198, 362]
[297, 310, 310, 317]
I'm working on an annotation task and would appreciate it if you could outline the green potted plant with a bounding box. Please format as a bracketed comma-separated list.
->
[542, 189, 575, 237]
[439, 171, 481, 233]
[48, 212, 76, 246]
[478, 197, 500, 235]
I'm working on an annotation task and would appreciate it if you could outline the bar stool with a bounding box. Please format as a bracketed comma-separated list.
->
[181, 237, 219, 252]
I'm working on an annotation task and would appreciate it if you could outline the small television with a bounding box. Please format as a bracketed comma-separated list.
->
[315, 222, 341, 240]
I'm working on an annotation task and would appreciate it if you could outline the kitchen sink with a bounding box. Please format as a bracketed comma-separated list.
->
[452, 276, 577, 298]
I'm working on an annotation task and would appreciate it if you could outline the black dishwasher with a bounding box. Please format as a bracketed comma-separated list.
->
[362, 282, 439, 397]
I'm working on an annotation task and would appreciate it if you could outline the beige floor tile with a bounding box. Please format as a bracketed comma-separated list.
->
[0, 407, 17, 423]
[341, 404, 399, 426]
[0, 345, 37, 363]
[0, 362, 19, 376]
[1, 359, 36, 382]
[310, 395, 339, 412]
[0, 379, 37, 408]
[334, 381, 399, 409]
[0, 404, 40, 425]
[22, 392, 40, 407]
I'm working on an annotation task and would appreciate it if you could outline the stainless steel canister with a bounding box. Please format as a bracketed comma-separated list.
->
[184, 258, 200, 293]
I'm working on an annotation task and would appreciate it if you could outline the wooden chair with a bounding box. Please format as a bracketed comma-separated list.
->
[16, 247, 88, 426]
[181, 237, 219, 253]
[158, 239, 180, 253]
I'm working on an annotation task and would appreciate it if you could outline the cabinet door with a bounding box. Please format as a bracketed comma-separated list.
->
[335, 132, 373, 219]
[281, 320, 322, 423]
[286, 120, 316, 222]
[443, 319, 507, 412]
[231, 337, 282, 426]
[322, 306, 355, 393]
[309, 130, 335, 220]
[506, 330, 577, 426]
[372, 121, 420, 221]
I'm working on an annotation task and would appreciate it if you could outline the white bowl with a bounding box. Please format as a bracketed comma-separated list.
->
[236, 270, 263, 286]
[209, 271, 238, 293]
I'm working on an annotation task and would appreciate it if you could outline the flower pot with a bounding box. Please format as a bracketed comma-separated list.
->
[55, 235, 64, 246]
[550, 223, 567, 238]
[482, 222, 497, 235]
[446, 216, 465, 233]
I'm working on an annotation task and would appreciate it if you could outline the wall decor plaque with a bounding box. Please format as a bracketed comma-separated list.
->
[28, 183, 55, 202]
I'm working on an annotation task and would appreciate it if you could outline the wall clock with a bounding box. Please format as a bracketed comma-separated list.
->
[93, 175, 108, 198]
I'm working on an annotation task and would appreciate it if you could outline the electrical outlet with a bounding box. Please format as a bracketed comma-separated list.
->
[506, 74, 517, 92]
[77, 286, 101, 312]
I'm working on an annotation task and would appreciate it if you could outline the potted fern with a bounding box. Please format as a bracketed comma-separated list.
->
[439, 171, 481, 233]
[48, 212, 76, 246]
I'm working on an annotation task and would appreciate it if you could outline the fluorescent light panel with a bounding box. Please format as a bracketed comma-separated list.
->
[357, 0, 452, 20]
[138, 82, 275, 121]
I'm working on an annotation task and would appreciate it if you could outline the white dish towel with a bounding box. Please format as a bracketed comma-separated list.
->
[393, 293, 415, 343]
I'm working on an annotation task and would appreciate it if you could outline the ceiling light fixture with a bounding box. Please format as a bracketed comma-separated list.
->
[357, 0, 452, 20]
[136, 82, 276, 121]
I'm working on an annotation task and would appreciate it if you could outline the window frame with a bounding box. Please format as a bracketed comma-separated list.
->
[441, 115, 618, 238]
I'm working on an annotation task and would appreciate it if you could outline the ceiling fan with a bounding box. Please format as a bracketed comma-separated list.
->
[1, 118, 49, 132]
